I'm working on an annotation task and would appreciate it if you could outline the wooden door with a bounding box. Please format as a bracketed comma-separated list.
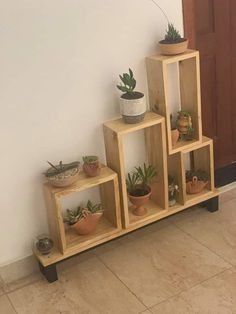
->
[183, 0, 236, 185]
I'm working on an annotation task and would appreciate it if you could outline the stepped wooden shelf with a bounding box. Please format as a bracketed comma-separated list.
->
[146, 49, 202, 155]
[34, 50, 219, 284]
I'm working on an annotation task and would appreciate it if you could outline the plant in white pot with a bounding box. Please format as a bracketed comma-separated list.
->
[117, 68, 146, 124]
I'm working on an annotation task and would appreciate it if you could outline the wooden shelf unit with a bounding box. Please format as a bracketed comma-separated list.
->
[103, 112, 169, 229]
[42, 166, 122, 255]
[34, 50, 219, 283]
[146, 49, 202, 155]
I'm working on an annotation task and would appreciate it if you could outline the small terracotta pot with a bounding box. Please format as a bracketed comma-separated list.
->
[159, 40, 188, 56]
[171, 129, 179, 147]
[83, 161, 101, 177]
[128, 187, 151, 216]
[177, 116, 191, 135]
[186, 176, 208, 194]
[72, 212, 103, 235]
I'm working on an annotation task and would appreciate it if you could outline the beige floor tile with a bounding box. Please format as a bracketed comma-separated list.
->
[3, 272, 42, 294]
[0, 295, 16, 314]
[220, 188, 236, 204]
[151, 267, 236, 314]
[172, 198, 236, 265]
[8, 255, 145, 314]
[95, 224, 230, 307]
[140, 310, 152, 314]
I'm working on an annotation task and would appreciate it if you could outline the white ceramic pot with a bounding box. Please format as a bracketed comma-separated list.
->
[119, 93, 146, 124]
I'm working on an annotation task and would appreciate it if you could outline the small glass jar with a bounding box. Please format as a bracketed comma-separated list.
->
[35, 234, 54, 255]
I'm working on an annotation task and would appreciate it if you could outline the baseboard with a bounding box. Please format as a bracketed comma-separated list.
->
[215, 163, 236, 187]
[0, 255, 38, 284]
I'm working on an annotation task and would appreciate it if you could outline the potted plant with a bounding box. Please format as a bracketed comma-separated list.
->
[177, 111, 194, 140]
[168, 175, 179, 207]
[159, 23, 188, 55]
[126, 163, 157, 216]
[64, 200, 103, 235]
[186, 169, 209, 194]
[117, 68, 146, 124]
[170, 113, 179, 147]
[82, 156, 100, 177]
[35, 234, 54, 255]
[44, 161, 80, 187]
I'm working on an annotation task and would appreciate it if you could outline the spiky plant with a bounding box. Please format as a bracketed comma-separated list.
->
[64, 201, 102, 225]
[86, 200, 102, 214]
[126, 163, 157, 196]
[45, 161, 79, 177]
[165, 23, 182, 42]
[63, 207, 84, 225]
[117, 68, 143, 100]
[135, 163, 157, 188]
[126, 172, 140, 194]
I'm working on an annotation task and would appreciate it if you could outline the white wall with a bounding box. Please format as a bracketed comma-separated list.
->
[0, 0, 183, 266]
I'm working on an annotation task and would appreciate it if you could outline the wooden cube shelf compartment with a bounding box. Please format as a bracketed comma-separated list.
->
[103, 112, 169, 230]
[181, 136, 216, 205]
[146, 50, 202, 155]
[41, 166, 122, 258]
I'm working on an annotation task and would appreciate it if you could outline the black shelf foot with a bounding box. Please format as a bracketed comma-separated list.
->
[201, 196, 219, 212]
[39, 262, 58, 283]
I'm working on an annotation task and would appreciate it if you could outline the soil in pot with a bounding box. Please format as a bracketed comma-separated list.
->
[128, 186, 151, 216]
[72, 212, 103, 235]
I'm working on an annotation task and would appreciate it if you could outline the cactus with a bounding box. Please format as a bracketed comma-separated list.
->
[186, 169, 209, 183]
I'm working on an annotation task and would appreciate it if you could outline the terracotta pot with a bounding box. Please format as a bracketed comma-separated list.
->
[72, 212, 103, 235]
[171, 129, 179, 147]
[47, 169, 79, 187]
[159, 40, 188, 56]
[128, 187, 151, 216]
[186, 176, 208, 194]
[83, 161, 101, 177]
[177, 116, 191, 135]
[119, 93, 146, 124]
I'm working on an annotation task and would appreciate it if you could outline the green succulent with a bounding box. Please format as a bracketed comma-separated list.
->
[164, 23, 182, 43]
[64, 200, 102, 225]
[82, 156, 98, 164]
[63, 207, 84, 225]
[126, 163, 157, 195]
[117, 68, 136, 95]
[45, 161, 79, 177]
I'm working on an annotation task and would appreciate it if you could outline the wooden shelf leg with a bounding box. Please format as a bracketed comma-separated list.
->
[39, 262, 58, 283]
[201, 196, 219, 212]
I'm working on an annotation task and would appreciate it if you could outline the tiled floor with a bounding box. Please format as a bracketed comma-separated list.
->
[1, 187, 236, 314]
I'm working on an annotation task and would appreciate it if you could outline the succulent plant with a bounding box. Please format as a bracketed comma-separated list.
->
[126, 163, 157, 196]
[186, 169, 209, 183]
[117, 69, 143, 100]
[177, 110, 191, 118]
[163, 23, 183, 43]
[45, 161, 79, 177]
[82, 156, 98, 164]
[64, 201, 102, 225]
